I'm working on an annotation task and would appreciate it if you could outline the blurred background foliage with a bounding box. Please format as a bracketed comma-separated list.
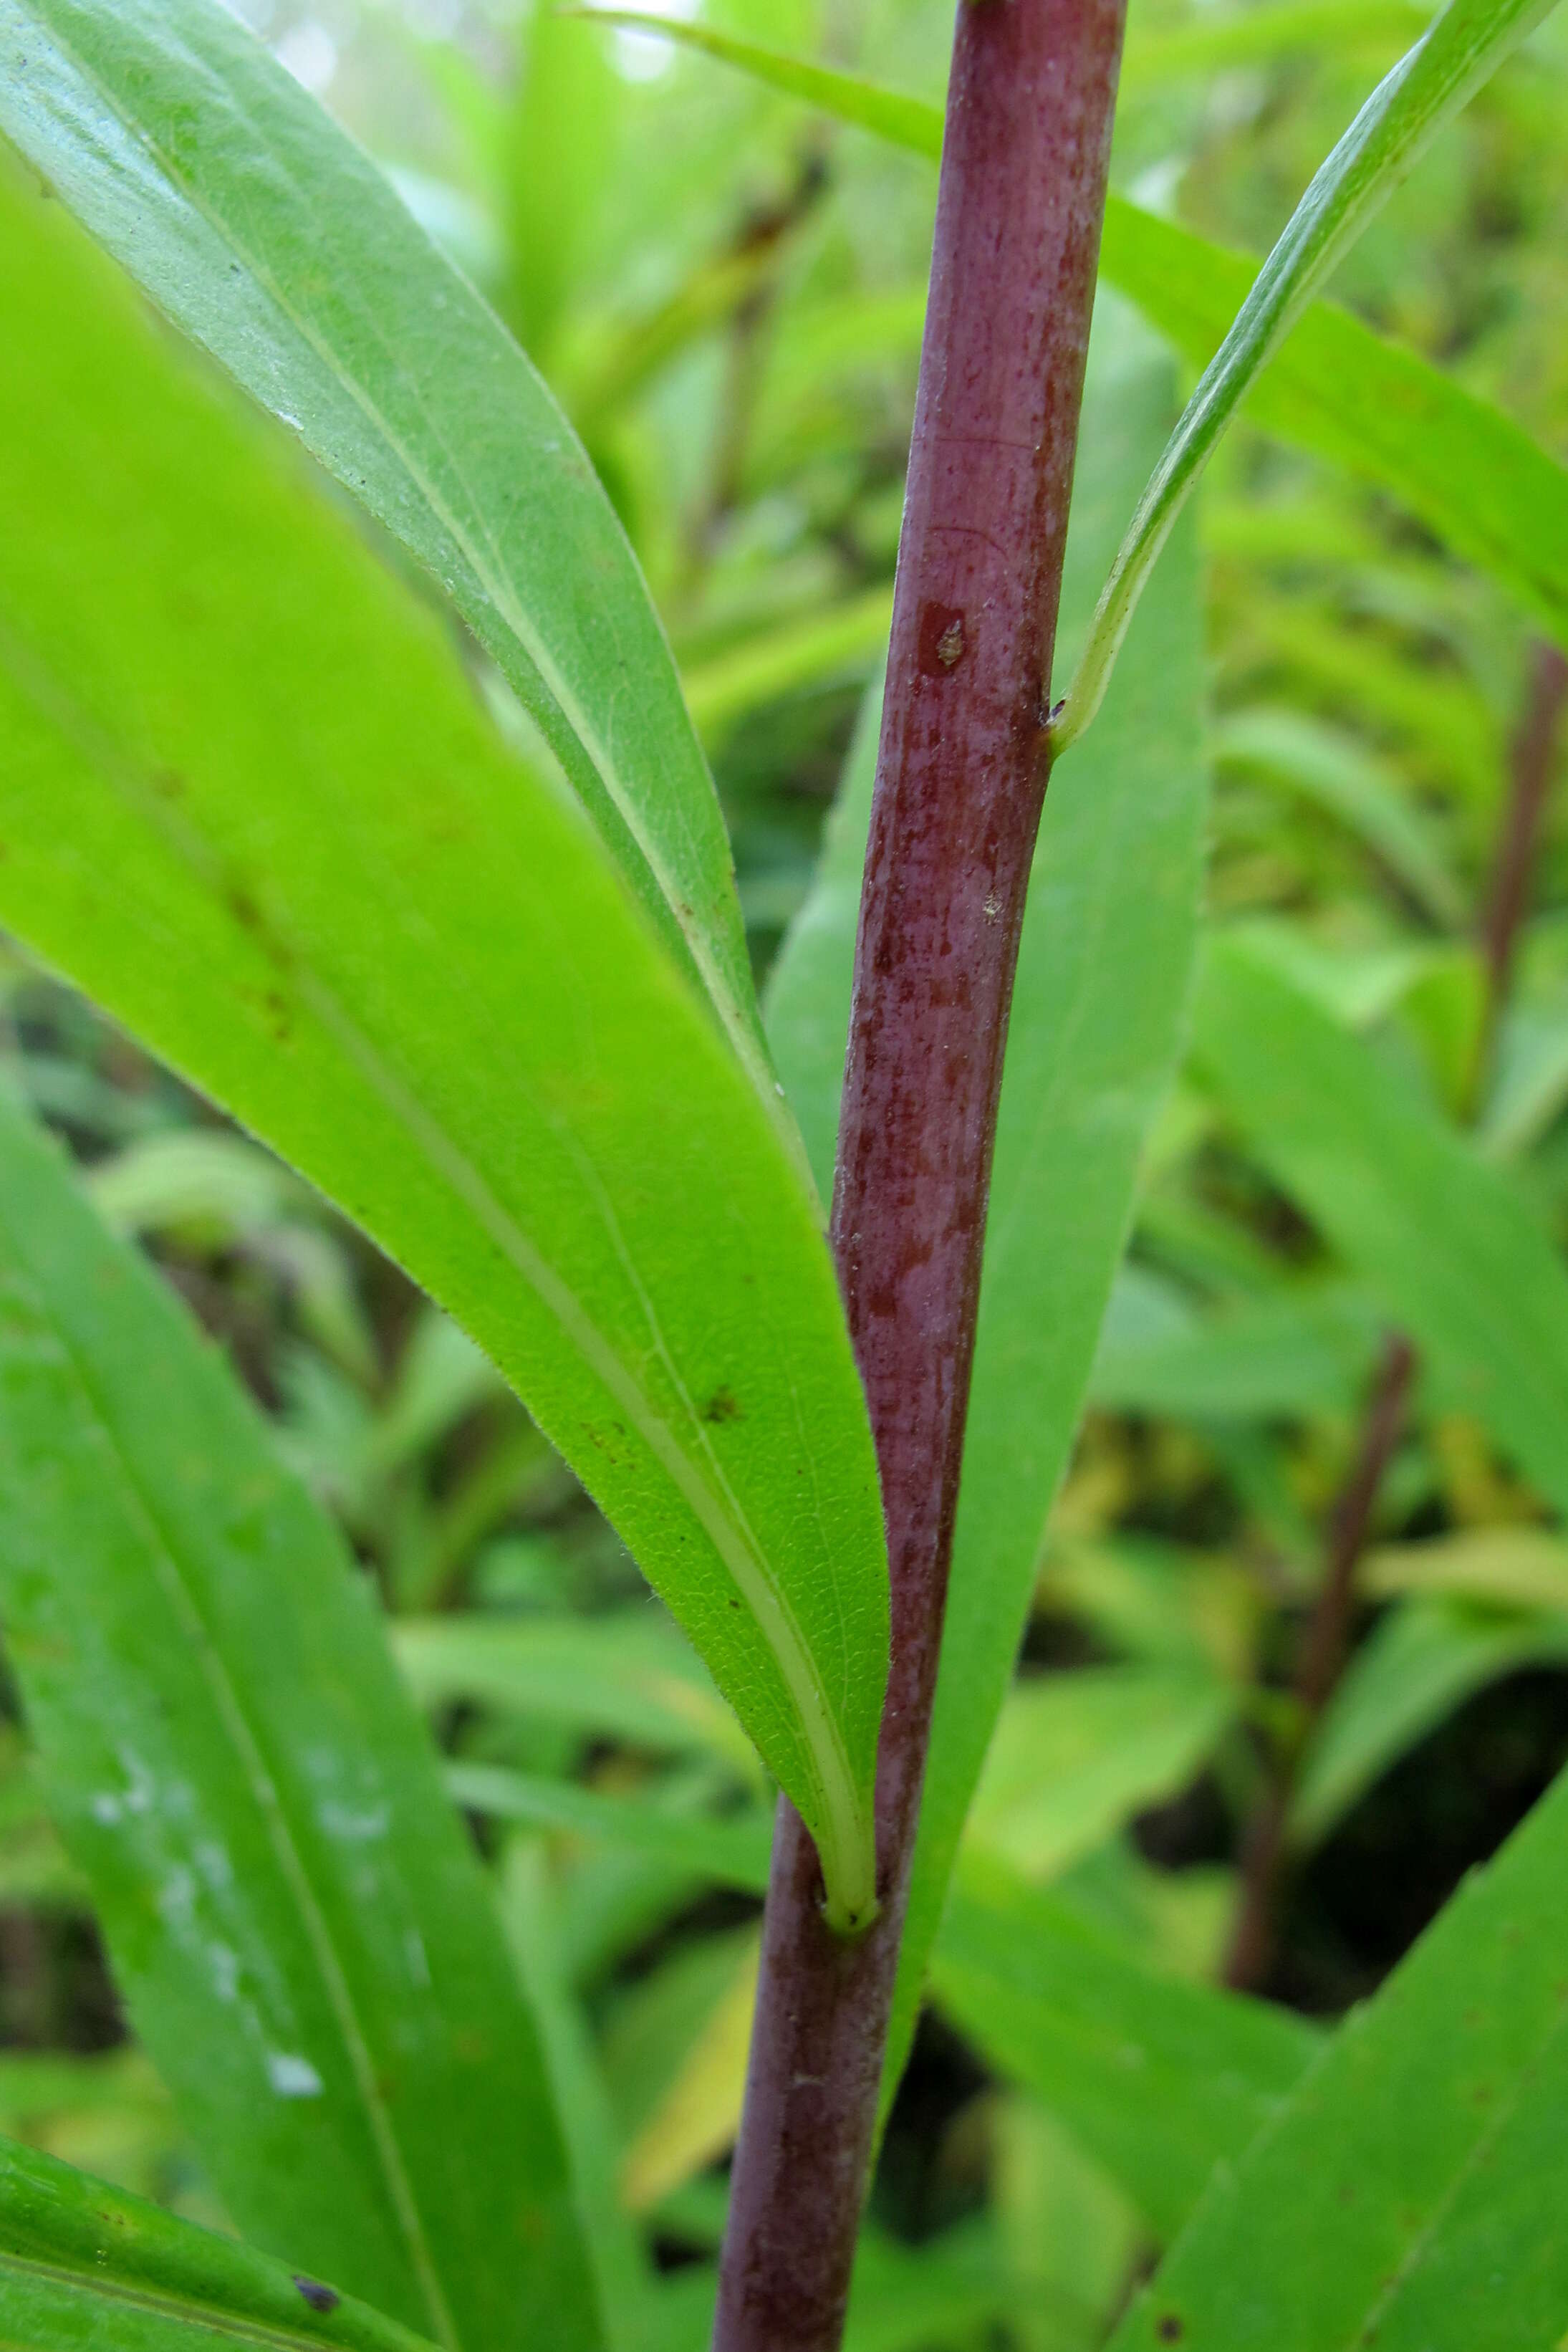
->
[2, 0, 1567, 2343]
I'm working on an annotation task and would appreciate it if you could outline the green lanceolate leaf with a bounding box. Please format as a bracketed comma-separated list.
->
[1056, 0, 1562, 752]
[0, 0, 792, 1158]
[1096, 202, 1568, 661]
[0, 1091, 599, 2351]
[932, 1858, 1319, 2240]
[1290, 1598, 1568, 1845]
[0, 2133, 436, 2352]
[0, 160, 886, 1929]
[1193, 934, 1568, 1522]
[577, 10, 1568, 673]
[1107, 1757, 1568, 2351]
[768, 302, 1207, 2096]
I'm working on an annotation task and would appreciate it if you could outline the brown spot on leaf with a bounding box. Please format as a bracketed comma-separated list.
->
[1156, 2318, 1185, 2345]
[702, 1387, 741, 1424]
[293, 2277, 340, 2314]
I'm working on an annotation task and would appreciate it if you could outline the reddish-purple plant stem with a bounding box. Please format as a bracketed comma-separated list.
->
[712, 7, 1127, 2348]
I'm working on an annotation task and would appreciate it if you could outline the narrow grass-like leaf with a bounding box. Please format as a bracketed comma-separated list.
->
[0, 0, 791, 1153]
[394, 1614, 759, 1777]
[1290, 1598, 1568, 1844]
[932, 1858, 1319, 2240]
[1108, 1756, 1568, 2350]
[566, 10, 944, 154]
[1213, 706, 1466, 926]
[1193, 934, 1568, 1521]
[0, 2134, 436, 2352]
[1098, 201, 1568, 656]
[0, 159, 886, 1929]
[0, 1093, 597, 2348]
[496, 1842, 653, 2352]
[579, 11, 1568, 665]
[1091, 1281, 1383, 1421]
[1056, 0, 1561, 752]
[617, 1937, 759, 2213]
[1364, 1529, 1568, 1613]
[681, 587, 895, 749]
[446, 1765, 774, 1894]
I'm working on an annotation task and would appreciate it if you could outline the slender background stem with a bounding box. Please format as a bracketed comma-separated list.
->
[712, 6, 1127, 2346]
[1224, 1332, 1416, 1995]
[1225, 635, 1568, 1995]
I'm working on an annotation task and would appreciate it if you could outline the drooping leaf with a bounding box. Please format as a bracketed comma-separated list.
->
[1193, 934, 1568, 1521]
[574, 9, 1568, 668]
[0, 157, 885, 1928]
[0, 2133, 436, 2352]
[1108, 1755, 1568, 2351]
[1290, 1598, 1568, 1845]
[0, 1093, 598, 2348]
[1057, 0, 1561, 749]
[0, 0, 790, 1143]
[931, 1857, 1319, 2240]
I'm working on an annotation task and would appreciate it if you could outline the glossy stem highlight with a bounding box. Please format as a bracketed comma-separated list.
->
[711, 4, 1127, 2346]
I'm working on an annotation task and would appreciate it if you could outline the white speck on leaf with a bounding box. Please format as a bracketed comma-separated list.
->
[266, 2052, 324, 2099]
[320, 1800, 390, 1843]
